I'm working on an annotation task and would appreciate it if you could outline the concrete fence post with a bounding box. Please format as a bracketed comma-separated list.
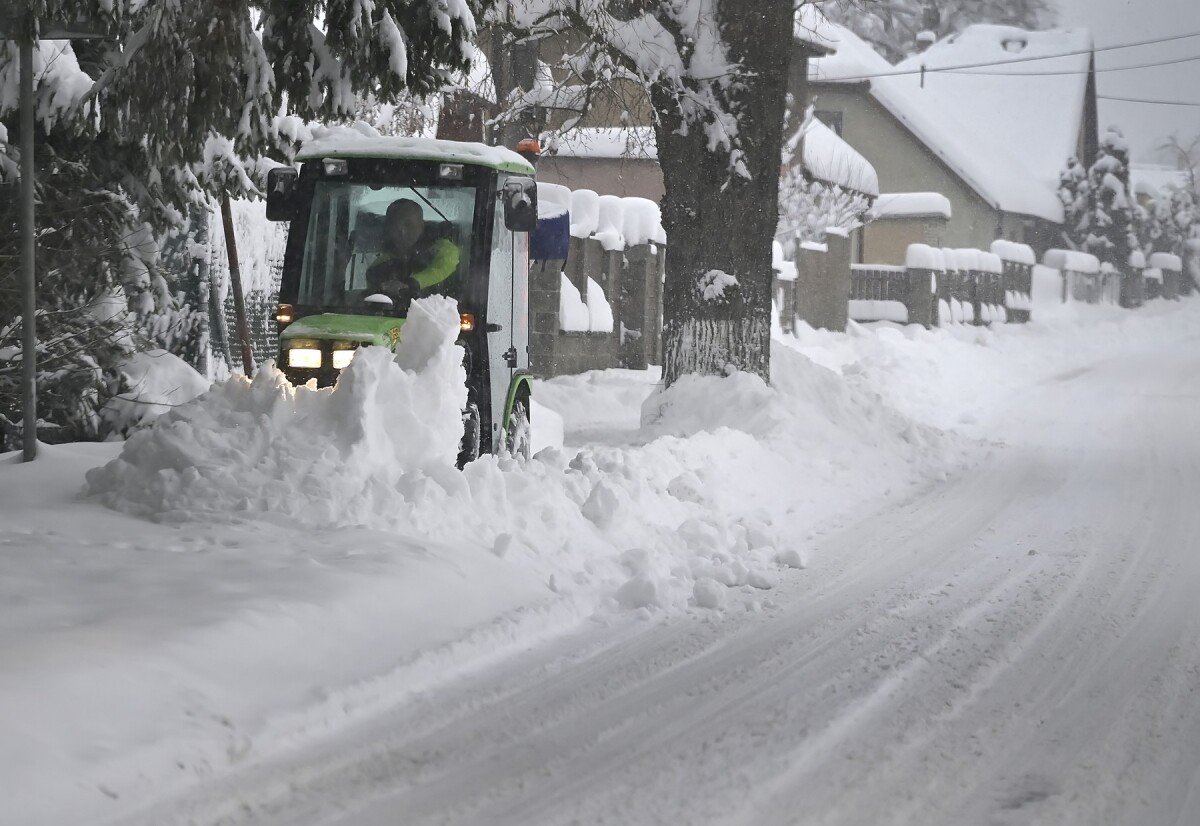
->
[796, 231, 851, 332]
[904, 267, 935, 328]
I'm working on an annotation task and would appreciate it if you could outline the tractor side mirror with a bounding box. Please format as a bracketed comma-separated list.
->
[502, 177, 538, 233]
[266, 167, 299, 221]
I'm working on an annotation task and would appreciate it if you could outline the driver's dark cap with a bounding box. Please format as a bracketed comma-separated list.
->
[386, 199, 422, 220]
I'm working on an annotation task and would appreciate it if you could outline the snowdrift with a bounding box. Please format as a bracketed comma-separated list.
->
[86, 295, 955, 616]
[86, 297, 468, 526]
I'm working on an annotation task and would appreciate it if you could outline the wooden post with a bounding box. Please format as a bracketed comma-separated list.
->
[220, 194, 255, 376]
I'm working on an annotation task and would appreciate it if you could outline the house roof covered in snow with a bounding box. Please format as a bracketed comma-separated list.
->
[808, 18, 1095, 225]
[870, 192, 952, 220]
[798, 117, 879, 196]
[553, 123, 878, 197]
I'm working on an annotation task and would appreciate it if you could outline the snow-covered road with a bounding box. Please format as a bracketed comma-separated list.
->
[106, 329, 1200, 826]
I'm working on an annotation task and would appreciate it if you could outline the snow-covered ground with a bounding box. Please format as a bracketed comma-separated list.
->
[4, 297, 1200, 825]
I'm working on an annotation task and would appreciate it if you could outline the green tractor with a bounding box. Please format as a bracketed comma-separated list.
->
[265, 135, 541, 464]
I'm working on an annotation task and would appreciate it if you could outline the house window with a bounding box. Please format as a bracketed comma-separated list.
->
[814, 110, 843, 136]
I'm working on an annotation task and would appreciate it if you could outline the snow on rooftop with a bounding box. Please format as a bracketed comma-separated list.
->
[296, 128, 535, 174]
[800, 117, 879, 196]
[806, 15, 893, 84]
[871, 192, 952, 220]
[547, 127, 658, 161]
[809, 21, 1095, 224]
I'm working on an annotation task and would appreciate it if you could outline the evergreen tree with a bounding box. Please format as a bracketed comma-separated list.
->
[1085, 126, 1137, 269]
[1057, 155, 1090, 250]
[1, 0, 491, 448]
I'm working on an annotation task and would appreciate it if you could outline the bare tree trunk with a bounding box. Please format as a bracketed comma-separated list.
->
[656, 1, 793, 387]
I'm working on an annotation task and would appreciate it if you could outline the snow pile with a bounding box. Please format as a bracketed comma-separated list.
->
[85, 297, 467, 526]
[1129, 250, 1147, 269]
[101, 350, 212, 434]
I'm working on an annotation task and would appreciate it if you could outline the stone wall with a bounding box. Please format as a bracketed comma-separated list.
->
[528, 237, 665, 378]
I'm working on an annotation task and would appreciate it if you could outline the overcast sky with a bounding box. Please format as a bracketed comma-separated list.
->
[1056, 0, 1200, 163]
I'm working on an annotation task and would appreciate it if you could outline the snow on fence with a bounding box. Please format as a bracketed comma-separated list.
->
[1043, 249, 1120, 306]
[848, 265, 910, 324]
[529, 183, 666, 377]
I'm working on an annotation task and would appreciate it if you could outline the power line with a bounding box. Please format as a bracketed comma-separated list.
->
[949, 53, 1200, 77]
[1099, 94, 1200, 107]
[822, 29, 1200, 83]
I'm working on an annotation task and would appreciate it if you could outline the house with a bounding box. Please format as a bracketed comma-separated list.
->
[805, 17, 1099, 258]
[533, 19, 867, 204]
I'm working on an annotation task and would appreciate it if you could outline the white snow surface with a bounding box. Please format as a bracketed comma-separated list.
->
[295, 129, 534, 174]
[1149, 252, 1182, 272]
[1044, 248, 1101, 274]
[873, 192, 952, 220]
[9, 291, 1200, 825]
[991, 239, 1037, 266]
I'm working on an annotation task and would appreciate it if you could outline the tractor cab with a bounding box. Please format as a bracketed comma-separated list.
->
[265, 136, 538, 462]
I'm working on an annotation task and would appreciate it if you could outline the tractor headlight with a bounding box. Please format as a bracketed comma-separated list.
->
[331, 348, 356, 370]
[287, 348, 323, 369]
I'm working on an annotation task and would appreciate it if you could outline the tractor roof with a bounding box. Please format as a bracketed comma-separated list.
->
[295, 134, 535, 175]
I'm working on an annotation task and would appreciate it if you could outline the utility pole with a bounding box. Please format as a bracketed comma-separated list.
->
[17, 32, 35, 461]
[1, 14, 114, 461]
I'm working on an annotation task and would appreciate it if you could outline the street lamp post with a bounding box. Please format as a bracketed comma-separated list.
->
[2, 15, 113, 461]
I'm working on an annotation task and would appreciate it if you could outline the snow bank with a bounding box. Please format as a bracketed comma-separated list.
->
[1128, 250, 1147, 269]
[991, 240, 1036, 266]
[101, 350, 212, 435]
[85, 297, 467, 526]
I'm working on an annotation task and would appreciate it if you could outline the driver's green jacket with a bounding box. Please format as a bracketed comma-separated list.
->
[368, 237, 460, 293]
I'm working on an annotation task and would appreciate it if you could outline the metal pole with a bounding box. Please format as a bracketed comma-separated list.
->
[220, 193, 255, 376]
[19, 37, 36, 462]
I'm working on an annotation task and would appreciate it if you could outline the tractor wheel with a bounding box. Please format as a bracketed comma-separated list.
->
[506, 397, 532, 462]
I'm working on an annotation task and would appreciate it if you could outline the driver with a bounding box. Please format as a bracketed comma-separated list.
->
[365, 199, 460, 305]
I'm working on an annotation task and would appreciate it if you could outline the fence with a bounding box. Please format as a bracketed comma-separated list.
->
[779, 236, 1034, 332]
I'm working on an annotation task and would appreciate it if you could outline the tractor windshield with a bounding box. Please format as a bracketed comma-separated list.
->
[297, 180, 477, 312]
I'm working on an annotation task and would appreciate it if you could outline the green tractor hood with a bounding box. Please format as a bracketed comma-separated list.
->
[280, 314, 406, 348]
